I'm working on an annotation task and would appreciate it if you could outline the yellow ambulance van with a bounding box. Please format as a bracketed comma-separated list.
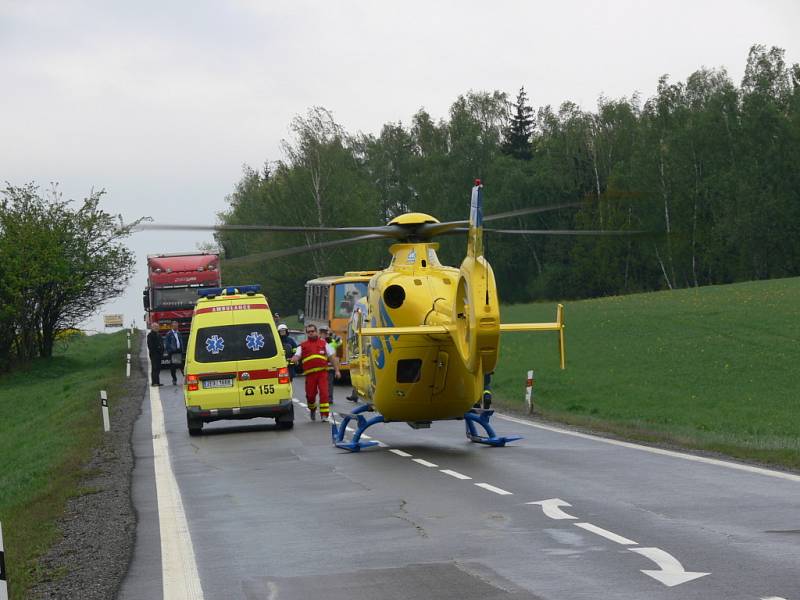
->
[183, 285, 294, 435]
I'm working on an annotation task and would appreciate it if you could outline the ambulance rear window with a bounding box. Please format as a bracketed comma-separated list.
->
[194, 324, 278, 363]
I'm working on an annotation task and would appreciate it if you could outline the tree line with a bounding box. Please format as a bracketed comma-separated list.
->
[0, 184, 136, 371]
[217, 44, 800, 313]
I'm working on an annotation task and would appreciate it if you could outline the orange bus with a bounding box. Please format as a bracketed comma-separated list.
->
[304, 271, 376, 374]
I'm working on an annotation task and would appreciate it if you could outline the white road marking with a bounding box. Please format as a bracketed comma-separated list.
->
[390, 449, 413, 457]
[574, 522, 637, 546]
[761, 597, 788, 600]
[630, 547, 710, 587]
[497, 413, 800, 483]
[527, 498, 578, 520]
[148, 359, 204, 600]
[440, 469, 472, 480]
[361, 434, 372, 439]
[413, 458, 439, 468]
[475, 483, 513, 495]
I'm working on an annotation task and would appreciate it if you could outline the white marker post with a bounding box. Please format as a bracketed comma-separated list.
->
[127, 331, 131, 350]
[126, 353, 131, 378]
[100, 390, 110, 432]
[525, 369, 534, 414]
[1, 520, 8, 600]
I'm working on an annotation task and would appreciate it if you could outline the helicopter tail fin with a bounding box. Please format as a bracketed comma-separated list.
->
[467, 180, 484, 258]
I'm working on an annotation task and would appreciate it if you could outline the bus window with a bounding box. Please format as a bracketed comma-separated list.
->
[320, 285, 329, 320]
[335, 282, 368, 318]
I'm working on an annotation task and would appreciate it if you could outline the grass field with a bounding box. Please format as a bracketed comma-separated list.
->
[0, 331, 131, 597]
[493, 277, 800, 469]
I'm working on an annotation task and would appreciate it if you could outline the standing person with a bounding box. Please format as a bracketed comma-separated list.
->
[320, 326, 342, 401]
[164, 320, 184, 385]
[290, 324, 340, 422]
[146, 322, 164, 387]
[277, 323, 298, 379]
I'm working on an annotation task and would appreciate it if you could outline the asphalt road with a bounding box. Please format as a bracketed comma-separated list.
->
[119, 351, 799, 600]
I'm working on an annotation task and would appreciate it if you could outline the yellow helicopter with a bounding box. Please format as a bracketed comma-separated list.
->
[142, 181, 634, 451]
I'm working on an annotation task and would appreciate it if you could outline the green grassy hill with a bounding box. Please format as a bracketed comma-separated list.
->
[493, 277, 800, 469]
[0, 331, 130, 596]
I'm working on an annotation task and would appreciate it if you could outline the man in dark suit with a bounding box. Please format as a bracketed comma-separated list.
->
[164, 320, 184, 385]
[147, 322, 164, 386]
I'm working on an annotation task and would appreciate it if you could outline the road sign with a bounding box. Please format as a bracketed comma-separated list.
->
[104, 314, 124, 328]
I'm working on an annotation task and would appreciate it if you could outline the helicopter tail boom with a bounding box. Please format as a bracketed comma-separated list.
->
[359, 325, 449, 337]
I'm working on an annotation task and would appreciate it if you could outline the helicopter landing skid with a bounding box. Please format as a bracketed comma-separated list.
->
[464, 409, 522, 447]
[331, 403, 384, 452]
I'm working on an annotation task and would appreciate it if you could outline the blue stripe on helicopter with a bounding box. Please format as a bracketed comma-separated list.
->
[371, 298, 400, 370]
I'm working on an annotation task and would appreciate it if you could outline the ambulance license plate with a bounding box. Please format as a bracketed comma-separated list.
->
[202, 379, 234, 389]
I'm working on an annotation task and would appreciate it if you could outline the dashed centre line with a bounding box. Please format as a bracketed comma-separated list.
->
[412, 458, 439, 468]
[389, 449, 413, 458]
[440, 469, 472, 480]
[475, 483, 513, 495]
[575, 522, 638, 546]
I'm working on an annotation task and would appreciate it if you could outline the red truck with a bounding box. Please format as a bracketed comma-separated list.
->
[142, 253, 221, 358]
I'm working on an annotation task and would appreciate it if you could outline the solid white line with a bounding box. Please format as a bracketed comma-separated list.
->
[497, 413, 800, 483]
[412, 458, 438, 468]
[475, 483, 513, 495]
[440, 469, 472, 480]
[148, 356, 204, 600]
[390, 449, 412, 457]
[574, 522, 637, 545]
[0, 521, 7, 600]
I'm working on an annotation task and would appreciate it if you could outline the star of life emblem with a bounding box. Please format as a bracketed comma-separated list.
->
[245, 331, 265, 351]
[205, 335, 225, 354]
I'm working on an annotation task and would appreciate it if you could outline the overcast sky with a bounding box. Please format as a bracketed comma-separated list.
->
[2, 0, 798, 331]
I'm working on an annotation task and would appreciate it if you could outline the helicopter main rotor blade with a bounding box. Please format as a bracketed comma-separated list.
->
[417, 202, 583, 237]
[223, 233, 386, 266]
[482, 228, 650, 236]
[138, 222, 404, 236]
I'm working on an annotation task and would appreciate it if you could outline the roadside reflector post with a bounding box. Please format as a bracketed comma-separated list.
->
[525, 370, 534, 414]
[127, 331, 131, 350]
[126, 353, 131, 378]
[0, 520, 7, 600]
[100, 390, 110, 432]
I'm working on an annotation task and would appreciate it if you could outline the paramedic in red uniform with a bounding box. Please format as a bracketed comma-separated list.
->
[291, 324, 340, 422]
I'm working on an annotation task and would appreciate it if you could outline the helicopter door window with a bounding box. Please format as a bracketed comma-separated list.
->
[396, 358, 422, 383]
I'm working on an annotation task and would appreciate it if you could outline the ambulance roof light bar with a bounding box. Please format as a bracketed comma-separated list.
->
[197, 285, 261, 298]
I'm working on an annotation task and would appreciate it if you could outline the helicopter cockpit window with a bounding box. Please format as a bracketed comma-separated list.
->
[396, 358, 422, 383]
[335, 282, 367, 318]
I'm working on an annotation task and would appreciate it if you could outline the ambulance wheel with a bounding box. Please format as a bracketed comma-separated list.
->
[275, 405, 294, 429]
[187, 413, 203, 436]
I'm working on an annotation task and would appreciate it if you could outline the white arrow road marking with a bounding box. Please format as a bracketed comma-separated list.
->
[527, 498, 578, 520]
[149, 359, 204, 600]
[574, 522, 637, 546]
[630, 547, 710, 587]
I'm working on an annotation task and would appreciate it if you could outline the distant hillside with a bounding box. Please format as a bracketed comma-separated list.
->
[494, 277, 800, 468]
